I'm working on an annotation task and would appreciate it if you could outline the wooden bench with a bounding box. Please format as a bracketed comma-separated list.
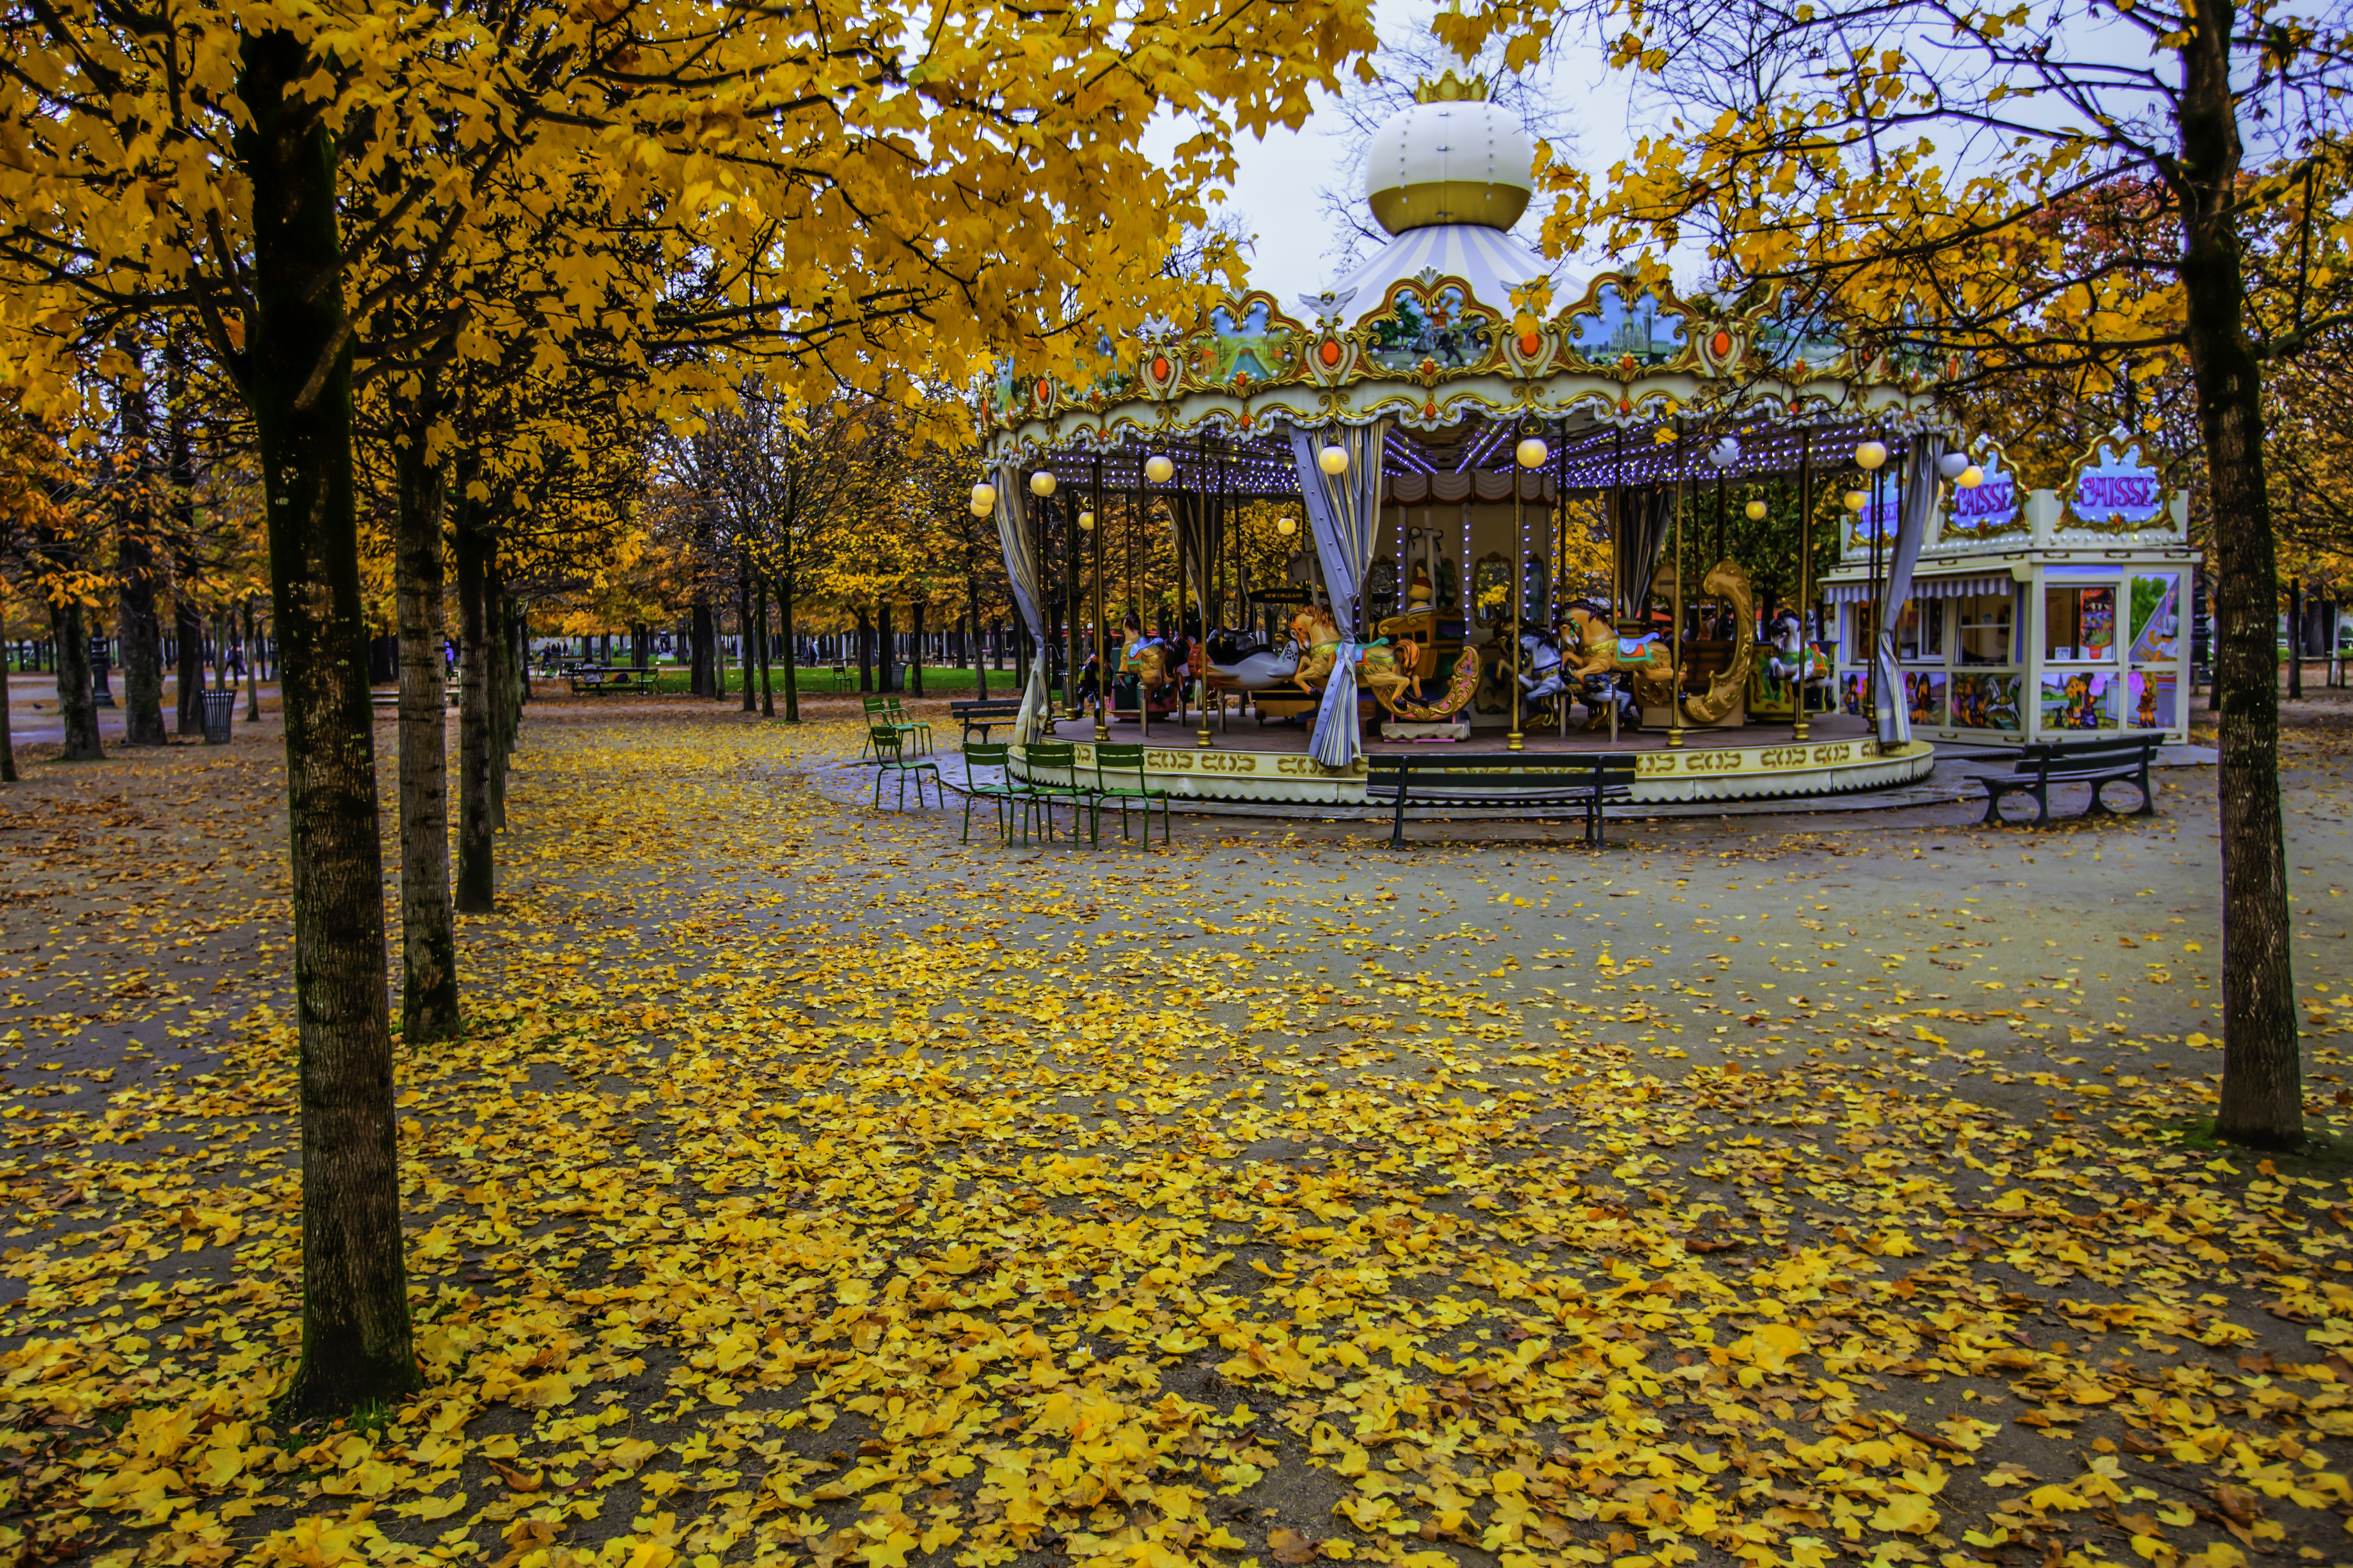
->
[1968, 735, 2160, 826]
[373, 684, 460, 709]
[950, 697, 1024, 743]
[569, 666, 657, 695]
[1366, 752, 1641, 849]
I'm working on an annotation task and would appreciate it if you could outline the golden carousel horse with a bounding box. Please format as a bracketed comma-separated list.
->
[1285, 605, 1416, 712]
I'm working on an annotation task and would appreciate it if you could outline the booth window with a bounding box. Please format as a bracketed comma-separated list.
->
[1896, 599, 1941, 662]
[1957, 593, 2013, 665]
[2043, 584, 2117, 663]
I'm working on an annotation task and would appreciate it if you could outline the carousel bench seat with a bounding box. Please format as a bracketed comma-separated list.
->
[1367, 752, 1640, 850]
[1967, 735, 2160, 827]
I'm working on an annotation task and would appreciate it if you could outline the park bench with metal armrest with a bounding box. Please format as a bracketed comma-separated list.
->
[1366, 752, 1640, 850]
[1966, 735, 2160, 826]
[950, 698, 1024, 743]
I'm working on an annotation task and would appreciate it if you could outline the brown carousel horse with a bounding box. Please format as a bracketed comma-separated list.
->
[1286, 605, 1415, 711]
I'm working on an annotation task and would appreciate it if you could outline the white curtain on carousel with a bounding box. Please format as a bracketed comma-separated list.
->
[1288, 419, 1387, 771]
[991, 461, 1051, 742]
[1871, 431, 1946, 749]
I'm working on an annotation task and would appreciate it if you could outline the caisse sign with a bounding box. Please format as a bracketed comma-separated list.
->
[2069, 442, 2166, 527]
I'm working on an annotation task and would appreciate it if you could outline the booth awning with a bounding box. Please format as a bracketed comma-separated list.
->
[1820, 573, 2013, 604]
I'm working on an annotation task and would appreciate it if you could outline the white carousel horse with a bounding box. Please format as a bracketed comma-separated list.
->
[1519, 629, 1634, 726]
[1763, 612, 1832, 692]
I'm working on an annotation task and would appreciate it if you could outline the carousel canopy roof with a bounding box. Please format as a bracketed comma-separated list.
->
[980, 79, 1949, 482]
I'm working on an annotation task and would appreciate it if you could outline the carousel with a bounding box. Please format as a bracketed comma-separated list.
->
[974, 73, 1980, 810]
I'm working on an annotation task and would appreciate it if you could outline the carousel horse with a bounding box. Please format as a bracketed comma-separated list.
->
[1761, 611, 1832, 693]
[1382, 646, 1480, 722]
[1287, 606, 1344, 694]
[1121, 634, 1183, 713]
[1563, 602, 1675, 688]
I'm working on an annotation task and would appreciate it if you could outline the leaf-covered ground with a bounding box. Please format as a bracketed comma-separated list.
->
[4, 695, 2351, 1568]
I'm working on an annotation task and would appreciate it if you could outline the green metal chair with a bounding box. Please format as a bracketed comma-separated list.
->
[1090, 742, 1172, 847]
[861, 694, 921, 759]
[884, 695, 933, 754]
[959, 741, 1036, 845]
[869, 725, 943, 811]
[1020, 740, 1093, 845]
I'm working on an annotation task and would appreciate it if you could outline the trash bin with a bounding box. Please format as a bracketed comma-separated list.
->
[200, 688, 236, 745]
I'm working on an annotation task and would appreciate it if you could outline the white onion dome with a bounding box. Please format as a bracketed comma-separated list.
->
[1363, 73, 1534, 235]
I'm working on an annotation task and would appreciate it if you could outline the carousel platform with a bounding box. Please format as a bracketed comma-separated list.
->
[1020, 710, 1935, 808]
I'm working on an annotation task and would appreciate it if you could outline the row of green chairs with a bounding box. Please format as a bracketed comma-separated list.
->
[861, 694, 931, 758]
[959, 741, 1172, 848]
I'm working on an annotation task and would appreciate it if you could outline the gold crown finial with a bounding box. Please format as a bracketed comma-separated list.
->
[1412, 70, 1489, 104]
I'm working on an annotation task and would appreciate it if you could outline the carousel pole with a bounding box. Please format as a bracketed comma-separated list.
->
[1092, 459, 1108, 743]
[1557, 418, 1571, 739]
[1668, 471, 1686, 751]
[1867, 443, 1884, 737]
[1609, 426, 1625, 744]
[1508, 459, 1525, 753]
[1198, 449, 1219, 749]
[1173, 461, 1188, 729]
[1795, 431, 1813, 745]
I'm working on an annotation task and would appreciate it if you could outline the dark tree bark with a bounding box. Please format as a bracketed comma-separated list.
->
[755, 574, 774, 719]
[738, 564, 756, 713]
[856, 605, 874, 693]
[0, 645, 15, 780]
[393, 437, 458, 1041]
[117, 349, 166, 746]
[2175, 10, 2301, 1148]
[486, 564, 509, 831]
[243, 599, 262, 720]
[48, 597, 103, 760]
[969, 604, 989, 701]
[690, 596, 715, 697]
[910, 598, 925, 698]
[165, 333, 205, 737]
[236, 26, 418, 1415]
[778, 567, 800, 723]
[878, 601, 896, 694]
[454, 473, 493, 914]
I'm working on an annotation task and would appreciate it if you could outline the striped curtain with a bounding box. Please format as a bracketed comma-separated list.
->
[1871, 432, 1947, 749]
[991, 462, 1051, 741]
[1289, 421, 1388, 770]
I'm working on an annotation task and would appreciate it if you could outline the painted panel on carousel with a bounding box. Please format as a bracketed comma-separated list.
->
[1942, 448, 2025, 539]
[1903, 671, 1947, 728]
[1950, 671, 2022, 730]
[2127, 669, 2178, 730]
[1752, 308, 1847, 378]
[2040, 669, 2121, 731]
[1197, 297, 1298, 388]
[2064, 440, 2171, 531]
[1561, 282, 1686, 371]
[1364, 280, 1496, 373]
[2130, 572, 2182, 662]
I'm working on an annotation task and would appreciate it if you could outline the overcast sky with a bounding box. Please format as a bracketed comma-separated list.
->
[1178, 1, 1634, 306]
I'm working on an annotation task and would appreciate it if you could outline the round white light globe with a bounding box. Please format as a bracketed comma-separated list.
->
[1077, 510, 1095, 532]
[1029, 470, 1056, 498]
[1844, 489, 1869, 513]
[1144, 454, 1174, 484]
[1515, 437, 1549, 469]
[1937, 451, 1970, 481]
[1855, 440, 1888, 471]
[1318, 445, 1350, 477]
[971, 482, 996, 512]
[1745, 499, 1768, 521]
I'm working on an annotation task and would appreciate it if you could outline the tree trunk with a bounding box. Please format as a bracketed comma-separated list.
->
[690, 596, 714, 697]
[856, 605, 874, 693]
[244, 599, 262, 720]
[878, 601, 896, 694]
[756, 573, 774, 719]
[2178, 16, 2301, 1149]
[779, 567, 800, 723]
[0, 642, 15, 781]
[454, 472, 493, 914]
[487, 566, 509, 831]
[117, 350, 167, 746]
[910, 599, 925, 698]
[393, 436, 458, 1041]
[969, 599, 989, 701]
[48, 597, 102, 760]
[738, 564, 757, 713]
[237, 27, 418, 1415]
